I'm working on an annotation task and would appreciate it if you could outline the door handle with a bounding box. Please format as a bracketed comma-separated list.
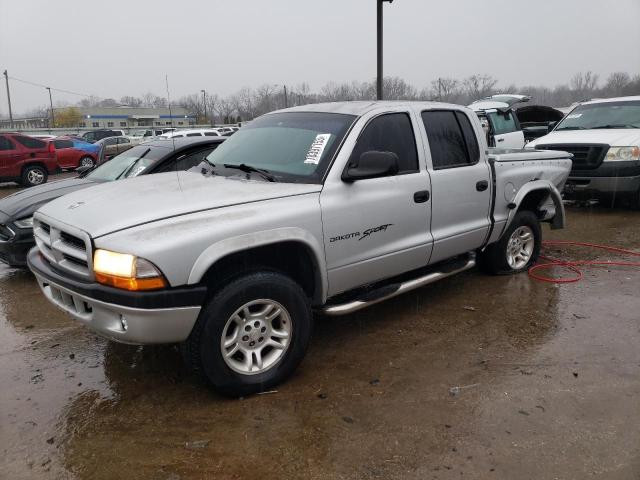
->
[497, 138, 504, 142]
[476, 180, 489, 192]
[413, 190, 430, 203]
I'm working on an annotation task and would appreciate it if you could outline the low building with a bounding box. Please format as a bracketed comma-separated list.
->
[0, 106, 197, 131]
[76, 106, 196, 129]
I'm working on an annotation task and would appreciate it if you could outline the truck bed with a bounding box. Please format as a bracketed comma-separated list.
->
[488, 147, 572, 162]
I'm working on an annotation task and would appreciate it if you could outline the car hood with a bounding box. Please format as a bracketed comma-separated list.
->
[0, 177, 95, 223]
[528, 128, 640, 148]
[36, 171, 322, 238]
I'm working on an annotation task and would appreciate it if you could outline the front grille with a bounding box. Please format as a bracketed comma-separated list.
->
[34, 218, 92, 278]
[536, 144, 608, 171]
[0, 224, 14, 242]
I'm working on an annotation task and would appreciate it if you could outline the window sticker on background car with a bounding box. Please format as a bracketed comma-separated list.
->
[567, 113, 582, 119]
[304, 133, 331, 164]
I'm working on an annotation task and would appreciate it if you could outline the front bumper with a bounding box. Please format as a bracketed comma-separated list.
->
[564, 175, 640, 197]
[28, 248, 204, 344]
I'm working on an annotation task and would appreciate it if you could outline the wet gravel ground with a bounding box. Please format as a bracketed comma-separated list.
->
[1, 178, 639, 479]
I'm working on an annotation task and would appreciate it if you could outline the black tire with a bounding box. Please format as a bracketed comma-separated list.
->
[182, 271, 313, 397]
[79, 156, 95, 168]
[20, 165, 48, 187]
[478, 210, 541, 275]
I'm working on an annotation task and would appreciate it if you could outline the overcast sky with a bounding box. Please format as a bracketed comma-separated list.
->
[1, 0, 639, 114]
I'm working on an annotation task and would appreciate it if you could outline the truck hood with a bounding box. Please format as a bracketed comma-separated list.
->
[0, 177, 95, 222]
[36, 171, 322, 238]
[529, 128, 640, 148]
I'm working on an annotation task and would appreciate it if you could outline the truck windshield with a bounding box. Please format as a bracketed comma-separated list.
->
[555, 101, 640, 131]
[203, 112, 356, 183]
[87, 145, 165, 181]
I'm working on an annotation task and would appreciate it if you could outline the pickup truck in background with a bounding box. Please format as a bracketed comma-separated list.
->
[528, 96, 640, 208]
[28, 101, 572, 396]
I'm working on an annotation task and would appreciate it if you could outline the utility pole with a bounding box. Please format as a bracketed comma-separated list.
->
[201, 89, 207, 125]
[377, 0, 393, 100]
[46, 87, 54, 128]
[3, 70, 13, 129]
[283, 85, 288, 108]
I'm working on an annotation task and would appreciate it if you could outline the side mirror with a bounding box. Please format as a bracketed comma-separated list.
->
[547, 121, 558, 133]
[343, 151, 399, 182]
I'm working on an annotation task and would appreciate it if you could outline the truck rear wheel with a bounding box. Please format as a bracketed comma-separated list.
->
[478, 210, 541, 275]
[183, 271, 313, 397]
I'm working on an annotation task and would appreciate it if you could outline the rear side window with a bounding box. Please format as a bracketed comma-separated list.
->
[349, 113, 418, 174]
[186, 133, 202, 137]
[14, 136, 46, 149]
[204, 131, 218, 136]
[54, 139, 74, 149]
[117, 137, 130, 144]
[421, 110, 475, 169]
[0, 136, 15, 150]
[455, 112, 480, 163]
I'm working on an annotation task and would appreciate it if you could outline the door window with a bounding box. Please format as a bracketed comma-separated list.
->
[117, 137, 130, 144]
[349, 113, 418, 175]
[0, 136, 15, 151]
[14, 136, 46, 149]
[186, 132, 202, 137]
[421, 110, 476, 169]
[53, 139, 74, 149]
[488, 111, 517, 134]
[455, 112, 480, 163]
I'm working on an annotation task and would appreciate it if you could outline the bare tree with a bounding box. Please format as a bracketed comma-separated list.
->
[570, 71, 599, 100]
[604, 72, 631, 96]
[463, 74, 498, 101]
[430, 77, 460, 102]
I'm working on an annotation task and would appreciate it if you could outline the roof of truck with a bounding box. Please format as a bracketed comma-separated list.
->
[581, 95, 640, 105]
[271, 101, 467, 117]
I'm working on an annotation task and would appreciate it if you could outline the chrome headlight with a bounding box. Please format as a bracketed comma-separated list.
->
[14, 216, 34, 229]
[605, 146, 640, 162]
[93, 249, 167, 291]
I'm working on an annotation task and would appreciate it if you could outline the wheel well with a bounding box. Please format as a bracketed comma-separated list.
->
[21, 162, 47, 175]
[517, 189, 549, 216]
[200, 241, 321, 305]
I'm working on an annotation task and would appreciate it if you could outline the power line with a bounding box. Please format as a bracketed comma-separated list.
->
[7, 75, 103, 99]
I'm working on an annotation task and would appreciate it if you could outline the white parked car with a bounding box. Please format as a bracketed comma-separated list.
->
[160, 129, 222, 138]
[469, 94, 531, 149]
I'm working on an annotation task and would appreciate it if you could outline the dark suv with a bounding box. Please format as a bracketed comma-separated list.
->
[81, 129, 125, 143]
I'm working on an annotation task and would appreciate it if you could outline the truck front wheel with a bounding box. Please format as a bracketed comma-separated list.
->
[478, 210, 541, 275]
[183, 271, 313, 397]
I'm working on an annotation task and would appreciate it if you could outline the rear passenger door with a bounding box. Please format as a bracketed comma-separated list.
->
[321, 111, 433, 295]
[53, 139, 75, 168]
[420, 109, 492, 264]
[488, 110, 524, 148]
[0, 136, 19, 177]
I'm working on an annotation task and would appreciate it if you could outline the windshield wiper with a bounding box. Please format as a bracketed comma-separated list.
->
[117, 148, 151, 180]
[591, 124, 637, 129]
[555, 126, 587, 131]
[222, 163, 277, 182]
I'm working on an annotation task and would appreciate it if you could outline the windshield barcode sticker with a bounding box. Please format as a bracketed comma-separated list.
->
[304, 133, 331, 164]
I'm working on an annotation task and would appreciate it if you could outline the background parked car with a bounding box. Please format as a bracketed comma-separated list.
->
[0, 133, 58, 187]
[0, 136, 226, 266]
[49, 137, 100, 169]
[129, 128, 176, 141]
[81, 129, 125, 143]
[95, 136, 134, 159]
[528, 96, 640, 207]
[160, 129, 222, 138]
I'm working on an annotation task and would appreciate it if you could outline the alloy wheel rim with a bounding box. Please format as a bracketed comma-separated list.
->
[28, 170, 44, 185]
[81, 157, 93, 167]
[220, 299, 292, 375]
[506, 226, 535, 269]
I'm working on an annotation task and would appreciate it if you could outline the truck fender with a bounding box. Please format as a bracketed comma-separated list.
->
[187, 227, 328, 302]
[503, 180, 565, 234]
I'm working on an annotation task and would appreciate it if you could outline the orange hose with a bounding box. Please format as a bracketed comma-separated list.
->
[528, 240, 640, 283]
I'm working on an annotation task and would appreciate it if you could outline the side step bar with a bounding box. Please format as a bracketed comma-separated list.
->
[321, 256, 476, 316]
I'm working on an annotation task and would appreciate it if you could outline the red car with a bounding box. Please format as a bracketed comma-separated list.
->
[0, 133, 59, 187]
[49, 137, 99, 170]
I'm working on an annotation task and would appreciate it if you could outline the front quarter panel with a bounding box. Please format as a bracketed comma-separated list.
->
[94, 192, 326, 295]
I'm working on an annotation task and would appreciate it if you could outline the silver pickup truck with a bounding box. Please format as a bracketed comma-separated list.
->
[28, 101, 572, 396]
